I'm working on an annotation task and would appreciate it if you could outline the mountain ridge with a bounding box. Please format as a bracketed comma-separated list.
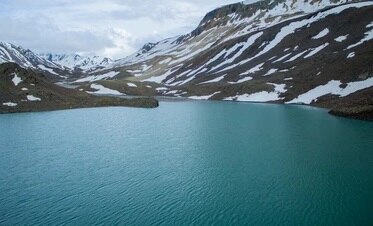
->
[39, 53, 113, 71]
[0, 41, 75, 80]
[67, 0, 372, 120]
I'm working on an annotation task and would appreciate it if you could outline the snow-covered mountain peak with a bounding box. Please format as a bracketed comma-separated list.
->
[0, 42, 62, 69]
[39, 53, 113, 71]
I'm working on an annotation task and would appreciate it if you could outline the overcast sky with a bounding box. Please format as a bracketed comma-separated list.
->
[0, 0, 248, 59]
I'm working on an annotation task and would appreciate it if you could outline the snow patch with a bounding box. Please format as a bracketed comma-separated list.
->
[2, 102, 17, 107]
[304, 43, 329, 58]
[189, 91, 221, 100]
[11, 73, 22, 86]
[87, 84, 123, 95]
[335, 35, 348, 42]
[312, 28, 329, 39]
[243, 63, 264, 74]
[347, 28, 373, 49]
[27, 95, 41, 101]
[156, 87, 169, 91]
[74, 71, 120, 83]
[264, 68, 278, 76]
[199, 75, 226, 84]
[347, 52, 355, 59]
[159, 57, 172, 64]
[211, 32, 263, 73]
[38, 65, 58, 76]
[287, 77, 373, 104]
[228, 76, 253, 84]
[144, 69, 174, 83]
[224, 83, 286, 102]
[273, 53, 292, 63]
[127, 82, 137, 87]
[338, 77, 373, 97]
[165, 90, 181, 95]
[285, 50, 308, 62]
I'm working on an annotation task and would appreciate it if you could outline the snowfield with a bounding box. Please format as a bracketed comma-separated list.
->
[335, 35, 348, 42]
[264, 69, 279, 76]
[27, 95, 41, 101]
[127, 83, 137, 87]
[199, 75, 226, 84]
[312, 28, 330, 39]
[38, 65, 58, 76]
[347, 28, 373, 49]
[244, 63, 264, 74]
[224, 83, 287, 102]
[347, 52, 355, 58]
[11, 73, 22, 86]
[74, 71, 120, 83]
[2, 102, 18, 107]
[287, 77, 373, 104]
[87, 84, 123, 95]
[285, 50, 308, 62]
[228, 76, 253, 84]
[304, 43, 329, 58]
[189, 91, 221, 100]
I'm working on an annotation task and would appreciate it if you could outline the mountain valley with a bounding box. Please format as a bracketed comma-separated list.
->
[1, 0, 372, 119]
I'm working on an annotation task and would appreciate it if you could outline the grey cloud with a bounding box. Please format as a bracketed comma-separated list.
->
[0, 15, 115, 54]
[0, 0, 252, 58]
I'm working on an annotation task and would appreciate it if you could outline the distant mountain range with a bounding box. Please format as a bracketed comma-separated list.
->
[0, 42, 114, 77]
[1, 0, 372, 119]
[0, 41, 68, 79]
[39, 53, 113, 71]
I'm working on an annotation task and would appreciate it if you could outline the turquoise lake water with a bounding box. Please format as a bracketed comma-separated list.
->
[0, 101, 372, 225]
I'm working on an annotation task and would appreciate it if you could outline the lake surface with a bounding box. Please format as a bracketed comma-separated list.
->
[0, 101, 372, 225]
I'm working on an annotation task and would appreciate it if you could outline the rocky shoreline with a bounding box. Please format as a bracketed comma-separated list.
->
[0, 96, 159, 114]
[329, 106, 373, 121]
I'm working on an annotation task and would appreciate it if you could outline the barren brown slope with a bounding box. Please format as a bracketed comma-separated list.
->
[0, 63, 158, 113]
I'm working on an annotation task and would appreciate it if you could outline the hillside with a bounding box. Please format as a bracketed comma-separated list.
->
[0, 63, 158, 113]
[66, 0, 373, 120]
